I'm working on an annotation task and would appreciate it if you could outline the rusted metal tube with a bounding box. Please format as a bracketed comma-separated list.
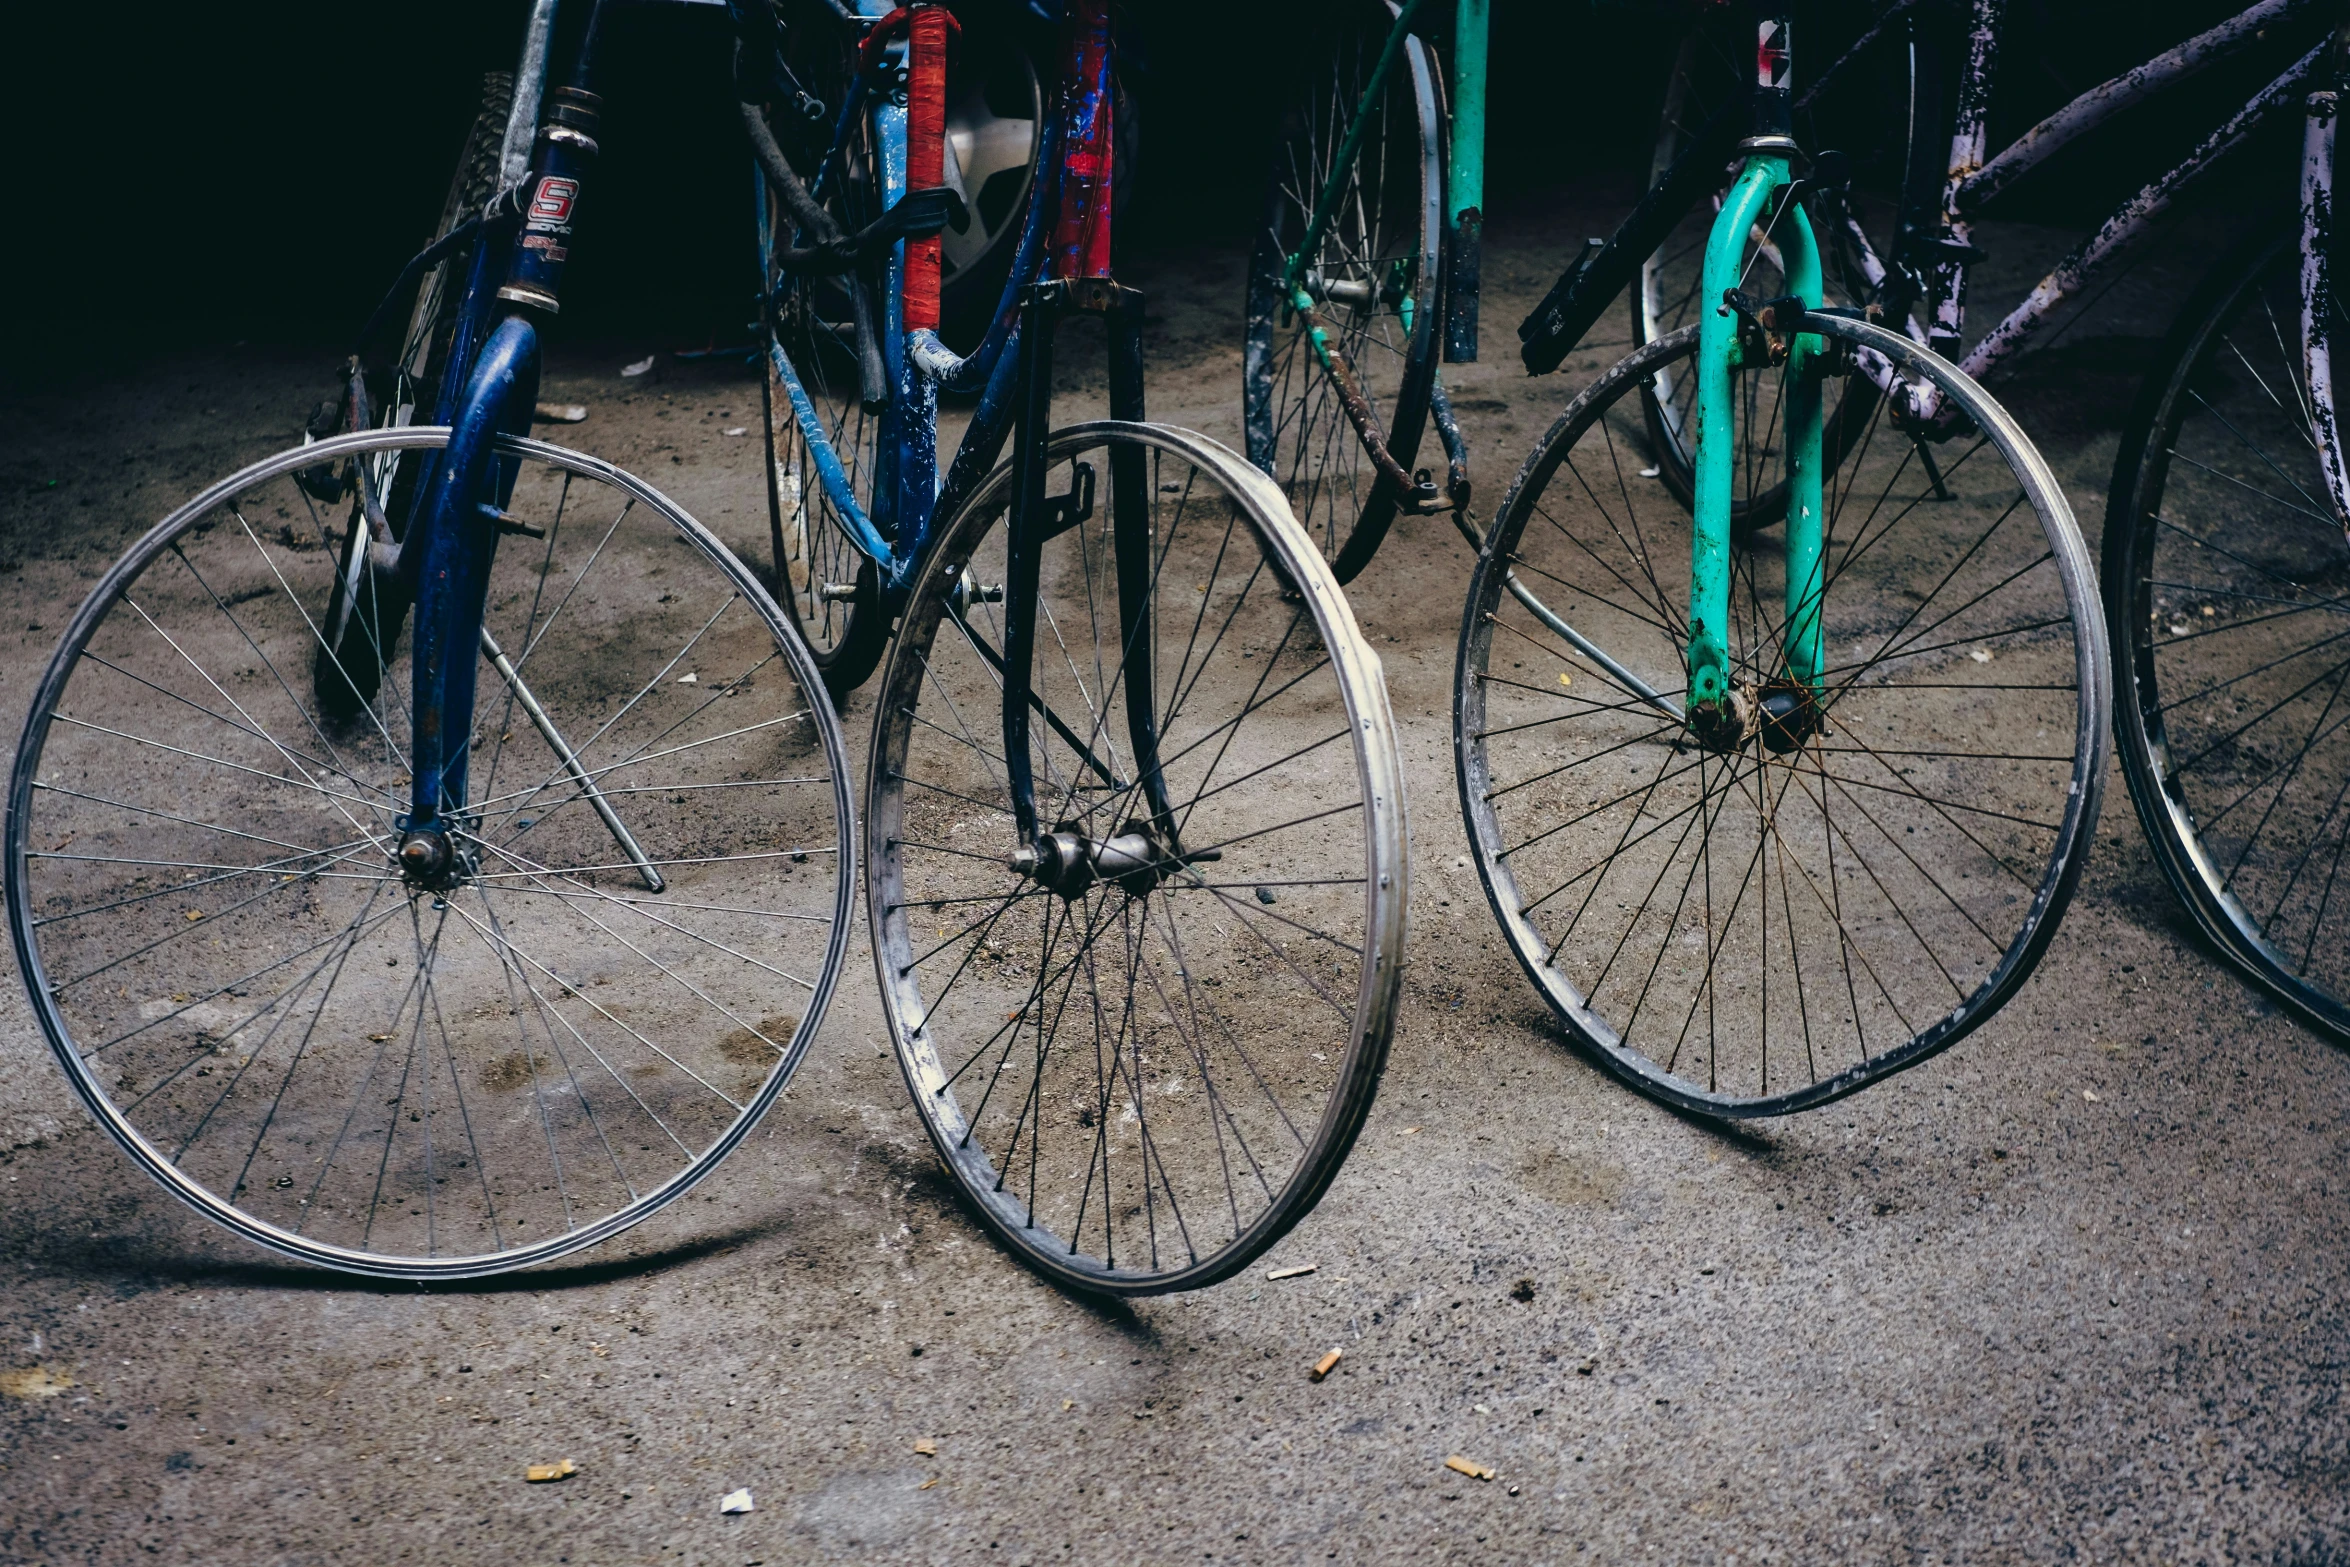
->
[1957, 0, 2315, 214]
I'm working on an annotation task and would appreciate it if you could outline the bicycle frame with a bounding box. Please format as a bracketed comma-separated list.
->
[1518, 0, 2340, 485]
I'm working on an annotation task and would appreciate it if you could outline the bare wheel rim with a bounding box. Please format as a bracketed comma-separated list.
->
[1243, 0, 1442, 573]
[1458, 320, 2106, 1116]
[2107, 224, 2350, 1040]
[8, 428, 855, 1277]
[868, 422, 1407, 1291]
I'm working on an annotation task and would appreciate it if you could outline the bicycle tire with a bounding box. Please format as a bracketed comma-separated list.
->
[868, 421, 1408, 1292]
[758, 24, 892, 700]
[2104, 218, 2350, 1043]
[1243, 0, 1443, 582]
[316, 71, 515, 723]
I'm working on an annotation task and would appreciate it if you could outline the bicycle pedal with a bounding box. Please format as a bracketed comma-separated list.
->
[1401, 470, 1448, 516]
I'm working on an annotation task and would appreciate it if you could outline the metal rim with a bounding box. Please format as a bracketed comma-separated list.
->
[7, 427, 858, 1277]
[1457, 318, 2108, 1117]
[866, 420, 1408, 1292]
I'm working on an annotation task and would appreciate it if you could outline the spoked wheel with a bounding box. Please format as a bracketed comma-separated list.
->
[2105, 223, 2350, 1042]
[1243, 0, 1442, 581]
[868, 422, 1407, 1292]
[758, 25, 891, 700]
[1632, 6, 1920, 531]
[1458, 320, 2107, 1116]
[8, 429, 854, 1277]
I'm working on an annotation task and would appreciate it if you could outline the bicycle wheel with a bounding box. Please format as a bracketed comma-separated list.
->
[8, 428, 855, 1278]
[1458, 318, 2106, 1116]
[314, 70, 515, 722]
[867, 422, 1407, 1292]
[2105, 222, 2350, 1042]
[1632, 5, 1920, 528]
[759, 25, 891, 700]
[1243, 0, 1442, 581]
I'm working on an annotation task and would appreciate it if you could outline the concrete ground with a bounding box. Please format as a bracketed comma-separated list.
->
[1, 182, 2345, 1566]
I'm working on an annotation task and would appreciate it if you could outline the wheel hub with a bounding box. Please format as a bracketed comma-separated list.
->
[1011, 818, 1184, 900]
[396, 828, 473, 893]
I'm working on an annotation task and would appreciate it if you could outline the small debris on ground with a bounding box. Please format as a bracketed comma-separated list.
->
[1254, 886, 1277, 904]
[912, 1438, 937, 1457]
[1509, 1278, 1536, 1303]
[918, 1477, 939, 1491]
[723, 427, 748, 437]
[1403, 1126, 1420, 1135]
[2083, 1088, 2101, 1102]
[523, 1459, 577, 1483]
[1444, 1455, 1496, 1481]
[677, 672, 698, 683]
[718, 1488, 755, 1514]
[1267, 1264, 1317, 1281]
[0, 1366, 73, 1399]
[1310, 1349, 1343, 1381]
[533, 403, 589, 424]
[1969, 648, 1994, 663]
[621, 356, 656, 377]
[1638, 466, 1661, 478]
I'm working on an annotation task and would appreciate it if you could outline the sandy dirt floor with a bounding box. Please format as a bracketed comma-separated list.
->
[1, 183, 2345, 1565]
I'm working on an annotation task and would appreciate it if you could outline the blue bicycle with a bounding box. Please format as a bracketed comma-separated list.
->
[9, 0, 1410, 1295]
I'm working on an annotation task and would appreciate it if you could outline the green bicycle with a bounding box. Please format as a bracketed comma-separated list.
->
[1453, 10, 2111, 1116]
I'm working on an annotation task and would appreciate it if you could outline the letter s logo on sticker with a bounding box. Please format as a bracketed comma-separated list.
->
[529, 178, 580, 225]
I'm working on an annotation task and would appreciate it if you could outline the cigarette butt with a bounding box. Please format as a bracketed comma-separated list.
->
[524, 1459, 577, 1483]
[1310, 1349, 1343, 1381]
[1444, 1455, 1495, 1481]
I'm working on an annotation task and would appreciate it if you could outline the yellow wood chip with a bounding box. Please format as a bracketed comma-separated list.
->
[917, 1477, 939, 1491]
[1310, 1349, 1343, 1381]
[524, 1459, 577, 1483]
[1444, 1455, 1495, 1481]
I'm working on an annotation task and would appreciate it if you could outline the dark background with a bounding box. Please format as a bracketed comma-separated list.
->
[3, 0, 2306, 382]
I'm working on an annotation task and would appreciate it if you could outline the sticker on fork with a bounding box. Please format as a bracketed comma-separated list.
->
[1757, 20, 1790, 89]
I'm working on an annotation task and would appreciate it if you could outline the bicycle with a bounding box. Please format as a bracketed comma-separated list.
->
[7, 0, 1409, 1295]
[749, 0, 1410, 1293]
[1453, 8, 2111, 1116]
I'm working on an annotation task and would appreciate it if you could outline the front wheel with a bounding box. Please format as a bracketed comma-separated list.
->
[9, 429, 856, 1277]
[1459, 319, 2107, 1116]
[868, 422, 1408, 1292]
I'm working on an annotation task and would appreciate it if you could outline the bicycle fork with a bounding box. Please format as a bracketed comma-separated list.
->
[395, 40, 661, 895]
[997, 280, 1202, 899]
[1686, 12, 1828, 754]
